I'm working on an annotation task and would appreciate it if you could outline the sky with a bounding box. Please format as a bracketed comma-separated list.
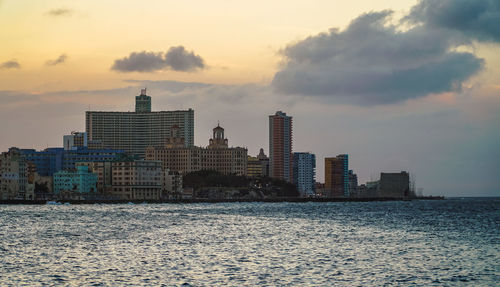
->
[1, 0, 499, 196]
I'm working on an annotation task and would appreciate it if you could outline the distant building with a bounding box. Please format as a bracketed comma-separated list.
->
[135, 88, 151, 113]
[0, 148, 35, 200]
[379, 171, 410, 198]
[20, 146, 125, 177]
[257, 148, 269, 177]
[348, 170, 358, 196]
[63, 131, 104, 150]
[163, 169, 183, 195]
[269, 111, 293, 182]
[86, 89, 194, 158]
[78, 157, 163, 200]
[293, 152, 316, 197]
[247, 156, 263, 178]
[53, 165, 98, 195]
[146, 124, 247, 176]
[325, 154, 349, 197]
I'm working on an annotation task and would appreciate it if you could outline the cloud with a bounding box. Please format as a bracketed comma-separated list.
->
[0, 60, 20, 69]
[46, 8, 73, 17]
[164, 46, 205, 71]
[45, 54, 68, 66]
[111, 46, 205, 73]
[407, 0, 500, 42]
[272, 10, 485, 105]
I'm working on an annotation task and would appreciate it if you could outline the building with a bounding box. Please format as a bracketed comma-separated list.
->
[247, 156, 262, 178]
[292, 152, 316, 197]
[348, 170, 358, 196]
[86, 89, 194, 158]
[379, 171, 411, 198]
[63, 131, 104, 150]
[325, 154, 349, 197]
[163, 169, 183, 195]
[0, 148, 35, 200]
[146, 124, 247, 176]
[135, 88, 151, 112]
[63, 131, 87, 150]
[257, 148, 269, 177]
[78, 156, 163, 200]
[269, 111, 293, 182]
[53, 165, 98, 195]
[20, 146, 125, 177]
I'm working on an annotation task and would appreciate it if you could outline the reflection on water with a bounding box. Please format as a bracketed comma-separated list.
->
[0, 198, 498, 286]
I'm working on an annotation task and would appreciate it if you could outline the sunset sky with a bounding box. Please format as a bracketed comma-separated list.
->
[1, 0, 499, 196]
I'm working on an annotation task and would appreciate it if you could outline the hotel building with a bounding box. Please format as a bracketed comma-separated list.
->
[85, 89, 194, 158]
[146, 124, 247, 176]
[292, 152, 316, 197]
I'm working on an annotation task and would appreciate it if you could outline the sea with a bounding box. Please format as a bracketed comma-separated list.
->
[0, 198, 498, 286]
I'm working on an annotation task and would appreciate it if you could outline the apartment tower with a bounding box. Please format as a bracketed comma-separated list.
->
[269, 111, 293, 182]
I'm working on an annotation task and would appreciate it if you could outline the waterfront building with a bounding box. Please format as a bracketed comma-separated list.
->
[78, 156, 163, 200]
[379, 171, 411, 198]
[19, 147, 125, 176]
[53, 165, 98, 195]
[269, 111, 293, 182]
[348, 170, 358, 196]
[325, 154, 349, 197]
[0, 148, 35, 200]
[292, 152, 316, 197]
[247, 156, 262, 178]
[164, 169, 183, 195]
[146, 124, 247, 176]
[257, 148, 269, 177]
[85, 89, 194, 158]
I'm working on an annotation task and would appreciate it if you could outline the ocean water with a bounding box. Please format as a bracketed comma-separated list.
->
[0, 198, 498, 286]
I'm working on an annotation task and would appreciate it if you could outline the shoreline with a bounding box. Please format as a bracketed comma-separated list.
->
[0, 196, 444, 205]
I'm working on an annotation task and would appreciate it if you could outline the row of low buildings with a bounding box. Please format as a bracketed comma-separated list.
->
[0, 89, 413, 200]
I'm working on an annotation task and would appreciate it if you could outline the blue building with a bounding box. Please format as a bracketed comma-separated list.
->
[20, 147, 125, 176]
[292, 152, 316, 197]
[53, 165, 98, 194]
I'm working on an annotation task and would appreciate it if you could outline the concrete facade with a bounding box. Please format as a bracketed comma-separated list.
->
[293, 152, 316, 197]
[86, 90, 194, 158]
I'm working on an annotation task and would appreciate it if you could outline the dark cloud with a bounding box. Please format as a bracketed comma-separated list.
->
[407, 0, 500, 42]
[164, 46, 205, 71]
[0, 60, 20, 69]
[272, 11, 484, 105]
[111, 46, 205, 73]
[45, 54, 68, 66]
[46, 8, 73, 17]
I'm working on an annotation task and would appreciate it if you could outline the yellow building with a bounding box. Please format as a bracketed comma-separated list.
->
[146, 125, 247, 176]
[247, 156, 262, 177]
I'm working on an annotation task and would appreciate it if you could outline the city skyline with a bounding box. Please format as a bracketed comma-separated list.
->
[1, 0, 499, 196]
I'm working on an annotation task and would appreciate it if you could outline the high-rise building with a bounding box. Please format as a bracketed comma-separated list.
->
[135, 88, 151, 113]
[257, 148, 269, 177]
[146, 124, 247, 176]
[348, 170, 358, 196]
[325, 154, 349, 197]
[292, 152, 316, 197]
[86, 89, 194, 158]
[269, 111, 293, 182]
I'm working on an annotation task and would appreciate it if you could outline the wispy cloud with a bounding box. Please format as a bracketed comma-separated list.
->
[46, 8, 73, 17]
[45, 54, 68, 66]
[0, 60, 21, 69]
[111, 46, 205, 73]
